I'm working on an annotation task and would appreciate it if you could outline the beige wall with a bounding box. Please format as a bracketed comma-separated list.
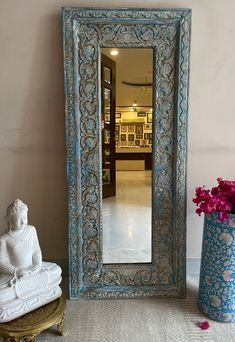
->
[0, 0, 235, 263]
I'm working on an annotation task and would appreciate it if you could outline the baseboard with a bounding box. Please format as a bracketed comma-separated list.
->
[187, 258, 201, 275]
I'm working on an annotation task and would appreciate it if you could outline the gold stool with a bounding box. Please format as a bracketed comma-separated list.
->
[0, 295, 66, 341]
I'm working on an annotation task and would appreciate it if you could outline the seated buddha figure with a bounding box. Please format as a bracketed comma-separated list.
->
[0, 199, 62, 323]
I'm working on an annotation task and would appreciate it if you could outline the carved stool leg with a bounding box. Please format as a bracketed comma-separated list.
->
[3, 335, 37, 342]
[21, 336, 36, 342]
[57, 313, 65, 336]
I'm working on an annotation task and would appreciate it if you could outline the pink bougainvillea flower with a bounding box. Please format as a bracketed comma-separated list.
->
[219, 211, 230, 222]
[192, 178, 235, 222]
[211, 186, 218, 195]
[192, 187, 211, 204]
[195, 208, 202, 215]
[217, 178, 235, 205]
[205, 197, 219, 212]
[198, 321, 210, 330]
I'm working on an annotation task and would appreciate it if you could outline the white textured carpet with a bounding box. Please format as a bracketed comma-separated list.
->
[2, 276, 235, 342]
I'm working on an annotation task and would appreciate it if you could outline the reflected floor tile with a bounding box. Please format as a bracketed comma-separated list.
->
[103, 171, 152, 264]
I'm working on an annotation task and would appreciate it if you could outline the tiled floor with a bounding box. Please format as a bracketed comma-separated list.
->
[102, 170, 152, 264]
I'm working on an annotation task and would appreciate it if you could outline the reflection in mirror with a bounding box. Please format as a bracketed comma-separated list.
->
[101, 48, 153, 264]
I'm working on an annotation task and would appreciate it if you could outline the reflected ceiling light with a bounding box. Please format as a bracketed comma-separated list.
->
[110, 49, 119, 56]
[132, 102, 138, 112]
[128, 229, 133, 239]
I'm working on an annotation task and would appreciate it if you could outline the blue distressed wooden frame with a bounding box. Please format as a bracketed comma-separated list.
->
[63, 7, 191, 299]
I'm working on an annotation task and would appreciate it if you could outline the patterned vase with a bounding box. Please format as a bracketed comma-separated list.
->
[198, 212, 235, 322]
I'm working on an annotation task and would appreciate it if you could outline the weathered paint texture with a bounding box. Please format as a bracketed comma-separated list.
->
[63, 7, 191, 299]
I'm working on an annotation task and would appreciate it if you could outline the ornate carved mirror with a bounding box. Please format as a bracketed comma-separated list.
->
[63, 7, 191, 299]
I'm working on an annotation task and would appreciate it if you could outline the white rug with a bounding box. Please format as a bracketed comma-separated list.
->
[2, 276, 235, 342]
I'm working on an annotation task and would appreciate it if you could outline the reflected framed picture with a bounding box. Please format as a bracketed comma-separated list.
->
[128, 125, 134, 132]
[135, 140, 140, 146]
[116, 112, 121, 119]
[144, 123, 152, 130]
[102, 169, 110, 184]
[115, 132, 119, 141]
[121, 141, 127, 146]
[121, 134, 126, 141]
[104, 129, 110, 143]
[128, 134, 134, 141]
[128, 141, 134, 146]
[137, 112, 146, 117]
[144, 133, 149, 139]
[135, 125, 143, 134]
[115, 125, 120, 132]
[149, 138, 152, 144]
[136, 134, 143, 139]
[121, 125, 127, 132]
[149, 133, 152, 139]
[105, 114, 110, 122]
[147, 113, 152, 123]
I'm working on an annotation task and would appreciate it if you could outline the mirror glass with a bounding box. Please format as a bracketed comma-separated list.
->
[101, 48, 153, 264]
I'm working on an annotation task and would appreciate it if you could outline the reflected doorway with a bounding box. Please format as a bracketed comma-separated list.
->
[101, 48, 153, 264]
[101, 54, 116, 198]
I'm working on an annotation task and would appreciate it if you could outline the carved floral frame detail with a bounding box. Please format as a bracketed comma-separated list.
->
[63, 7, 191, 299]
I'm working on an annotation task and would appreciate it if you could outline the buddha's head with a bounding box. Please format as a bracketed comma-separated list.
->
[7, 199, 28, 230]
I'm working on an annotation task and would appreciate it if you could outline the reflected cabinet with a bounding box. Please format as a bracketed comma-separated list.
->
[63, 7, 191, 299]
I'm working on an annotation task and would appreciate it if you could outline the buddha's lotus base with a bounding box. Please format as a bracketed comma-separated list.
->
[0, 286, 62, 323]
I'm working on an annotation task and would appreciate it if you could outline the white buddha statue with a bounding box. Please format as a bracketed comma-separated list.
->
[0, 199, 62, 323]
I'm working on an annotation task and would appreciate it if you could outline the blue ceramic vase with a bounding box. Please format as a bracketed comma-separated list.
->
[198, 212, 235, 322]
